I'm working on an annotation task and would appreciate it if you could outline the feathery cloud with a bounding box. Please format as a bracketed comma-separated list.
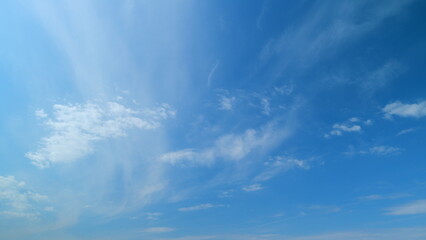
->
[386, 199, 426, 215]
[255, 156, 310, 182]
[160, 122, 290, 165]
[178, 203, 223, 212]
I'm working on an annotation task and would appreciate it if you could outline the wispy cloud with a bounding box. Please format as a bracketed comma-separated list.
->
[308, 205, 342, 214]
[260, 98, 271, 116]
[242, 184, 263, 192]
[386, 199, 426, 215]
[26, 101, 175, 168]
[0, 176, 48, 220]
[383, 100, 426, 119]
[207, 61, 220, 87]
[145, 212, 162, 220]
[361, 146, 403, 155]
[397, 128, 417, 136]
[140, 227, 175, 233]
[360, 60, 403, 94]
[161, 121, 291, 165]
[358, 193, 411, 201]
[255, 156, 310, 182]
[178, 203, 223, 212]
[258, 0, 414, 79]
[218, 95, 236, 111]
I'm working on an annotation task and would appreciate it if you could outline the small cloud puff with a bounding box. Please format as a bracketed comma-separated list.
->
[325, 117, 371, 138]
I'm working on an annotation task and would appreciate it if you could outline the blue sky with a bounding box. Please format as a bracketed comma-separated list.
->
[1, 0, 426, 239]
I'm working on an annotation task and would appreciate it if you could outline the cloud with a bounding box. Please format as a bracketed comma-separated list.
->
[161, 122, 290, 165]
[346, 145, 403, 156]
[159, 149, 199, 165]
[156, 236, 216, 240]
[332, 123, 361, 133]
[140, 227, 175, 233]
[308, 205, 342, 213]
[397, 128, 416, 136]
[242, 184, 263, 192]
[0, 176, 48, 220]
[35, 109, 48, 118]
[274, 85, 293, 95]
[145, 212, 162, 220]
[360, 60, 403, 94]
[258, 0, 414, 79]
[178, 203, 223, 212]
[325, 117, 372, 137]
[383, 100, 426, 119]
[260, 98, 271, 116]
[358, 193, 410, 201]
[26, 101, 175, 168]
[386, 199, 426, 215]
[254, 156, 310, 182]
[361, 146, 403, 155]
[219, 95, 236, 111]
[207, 61, 220, 87]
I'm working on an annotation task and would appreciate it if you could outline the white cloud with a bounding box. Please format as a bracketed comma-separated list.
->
[359, 193, 410, 201]
[159, 149, 199, 165]
[145, 212, 162, 220]
[242, 184, 263, 192]
[0, 176, 48, 220]
[260, 98, 271, 116]
[255, 156, 310, 182]
[397, 128, 416, 136]
[26, 101, 175, 168]
[218, 190, 234, 198]
[308, 205, 341, 213]
[161, 122, 290, 165]
[258, 0, 413, 80]
[219, 95, 236, 111]
[366, 146, 402, 155]
[361, 60, 403, 94]
[349, 117, 360, 122]
[332, 123, 361, 132]
[324, 118, 371, 138]
[178, 203, 223, 212]
[141, 227, 175, 233]
[156, 236, 216, 240]
[35, 109, 48, 118]
[383, 100, 426, 119]
[207, 61, 220, 87]
[274, 85, 293, 95]
[199, 227, 426, 240]
[386, 199, 426, 215]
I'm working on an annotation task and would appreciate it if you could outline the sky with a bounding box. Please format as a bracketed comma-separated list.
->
[1, 0, 426, 239]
